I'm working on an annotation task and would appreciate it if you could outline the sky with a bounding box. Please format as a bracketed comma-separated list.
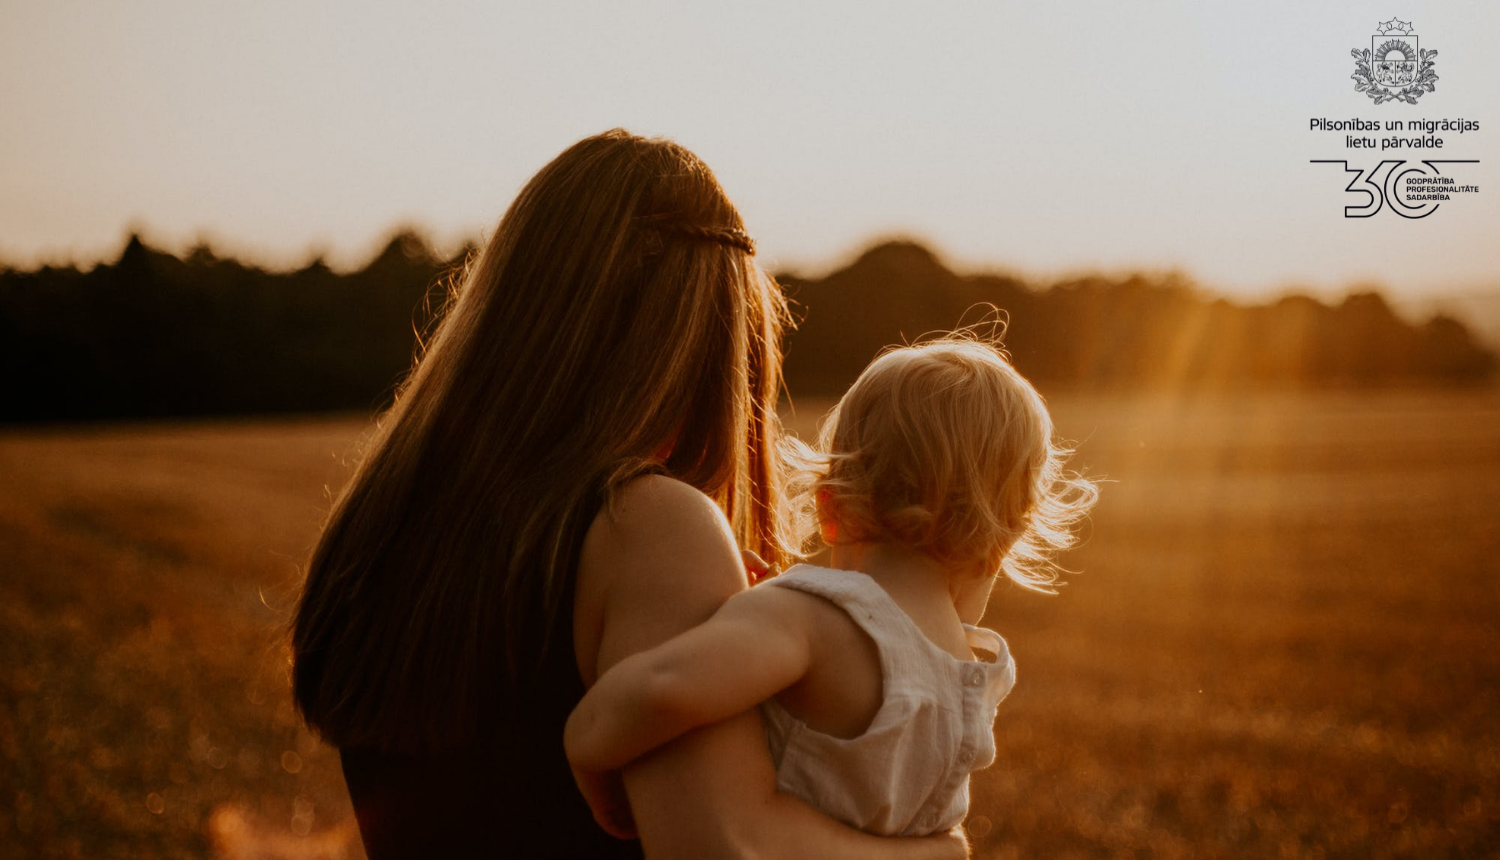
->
[1, 0, 1497, 299]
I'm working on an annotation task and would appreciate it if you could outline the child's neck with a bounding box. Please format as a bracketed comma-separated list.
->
[826, 541, 976, 659]
[828, 541, 950, 593]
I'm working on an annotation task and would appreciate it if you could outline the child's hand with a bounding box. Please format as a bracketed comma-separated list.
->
[740, 549, 777, 585]
[568, 761, 637, 840]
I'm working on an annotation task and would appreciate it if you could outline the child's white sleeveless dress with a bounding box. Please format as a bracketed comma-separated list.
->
[759, 563, 1017, 837]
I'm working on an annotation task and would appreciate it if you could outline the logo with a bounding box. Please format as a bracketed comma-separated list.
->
[1310, 160, 1478, 218]
[1350, 19, 1437, 105]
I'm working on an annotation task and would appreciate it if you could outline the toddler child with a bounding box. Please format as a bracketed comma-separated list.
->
[565, 334, 1098, 838]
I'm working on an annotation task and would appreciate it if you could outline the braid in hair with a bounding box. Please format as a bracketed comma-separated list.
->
[657, 223, 757, 256]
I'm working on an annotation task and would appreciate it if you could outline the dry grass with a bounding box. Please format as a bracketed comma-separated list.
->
[2, 391, 1498, 859]
[0, 417, 369, 860]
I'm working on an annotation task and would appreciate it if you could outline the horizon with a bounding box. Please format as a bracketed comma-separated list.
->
[9, 227, 1498, 315]
[3, 2, 1497, 300]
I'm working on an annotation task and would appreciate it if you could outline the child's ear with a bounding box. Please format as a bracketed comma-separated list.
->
[820, 520, 839, 545]
[815, 488, 840, 545]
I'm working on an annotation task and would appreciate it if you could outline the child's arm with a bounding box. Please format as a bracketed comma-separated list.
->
[565, 584, 813, 773]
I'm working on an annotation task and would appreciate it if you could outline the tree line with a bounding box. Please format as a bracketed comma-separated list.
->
[0, 233, 1491, 423]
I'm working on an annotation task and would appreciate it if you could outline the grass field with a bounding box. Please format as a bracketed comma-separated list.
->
[2, 391, 1498, 859]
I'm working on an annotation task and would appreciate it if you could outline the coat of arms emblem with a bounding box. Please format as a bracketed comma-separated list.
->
[1351, 19, 1436, 104]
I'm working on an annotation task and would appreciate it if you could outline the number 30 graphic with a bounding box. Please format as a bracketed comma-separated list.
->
[1310, 159, 1477, 218]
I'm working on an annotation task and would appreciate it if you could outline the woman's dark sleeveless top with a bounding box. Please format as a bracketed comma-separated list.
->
[339, 491, 645, 860]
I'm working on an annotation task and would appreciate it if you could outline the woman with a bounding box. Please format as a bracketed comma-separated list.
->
[291, 129, 968, 859]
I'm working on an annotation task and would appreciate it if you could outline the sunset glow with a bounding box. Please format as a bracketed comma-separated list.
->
[3, 2, 1496, 296]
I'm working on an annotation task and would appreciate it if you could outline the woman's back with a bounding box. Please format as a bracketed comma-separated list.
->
[339, 566, 642, 860]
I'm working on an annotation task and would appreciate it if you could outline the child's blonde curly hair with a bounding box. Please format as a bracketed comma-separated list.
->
[781, 333, 1098, 591]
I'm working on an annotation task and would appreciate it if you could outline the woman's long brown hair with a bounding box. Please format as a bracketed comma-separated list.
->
[291, 129, 789, 754]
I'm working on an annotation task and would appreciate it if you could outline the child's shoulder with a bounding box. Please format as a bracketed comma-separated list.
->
[757, 563, 879, 607]
[704, 565, 859, 643]
[737, 564, 876, 637]
[729, 567, 839, 620]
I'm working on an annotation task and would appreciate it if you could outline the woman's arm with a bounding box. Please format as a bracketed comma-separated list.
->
[565, 585, 812, 772]
[574, 476, 967, 860]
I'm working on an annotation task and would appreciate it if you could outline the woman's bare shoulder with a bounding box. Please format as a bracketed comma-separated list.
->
[589, 473, 731, 541]
[578, 475, 746, 640]
[583, 475, 738, 575]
